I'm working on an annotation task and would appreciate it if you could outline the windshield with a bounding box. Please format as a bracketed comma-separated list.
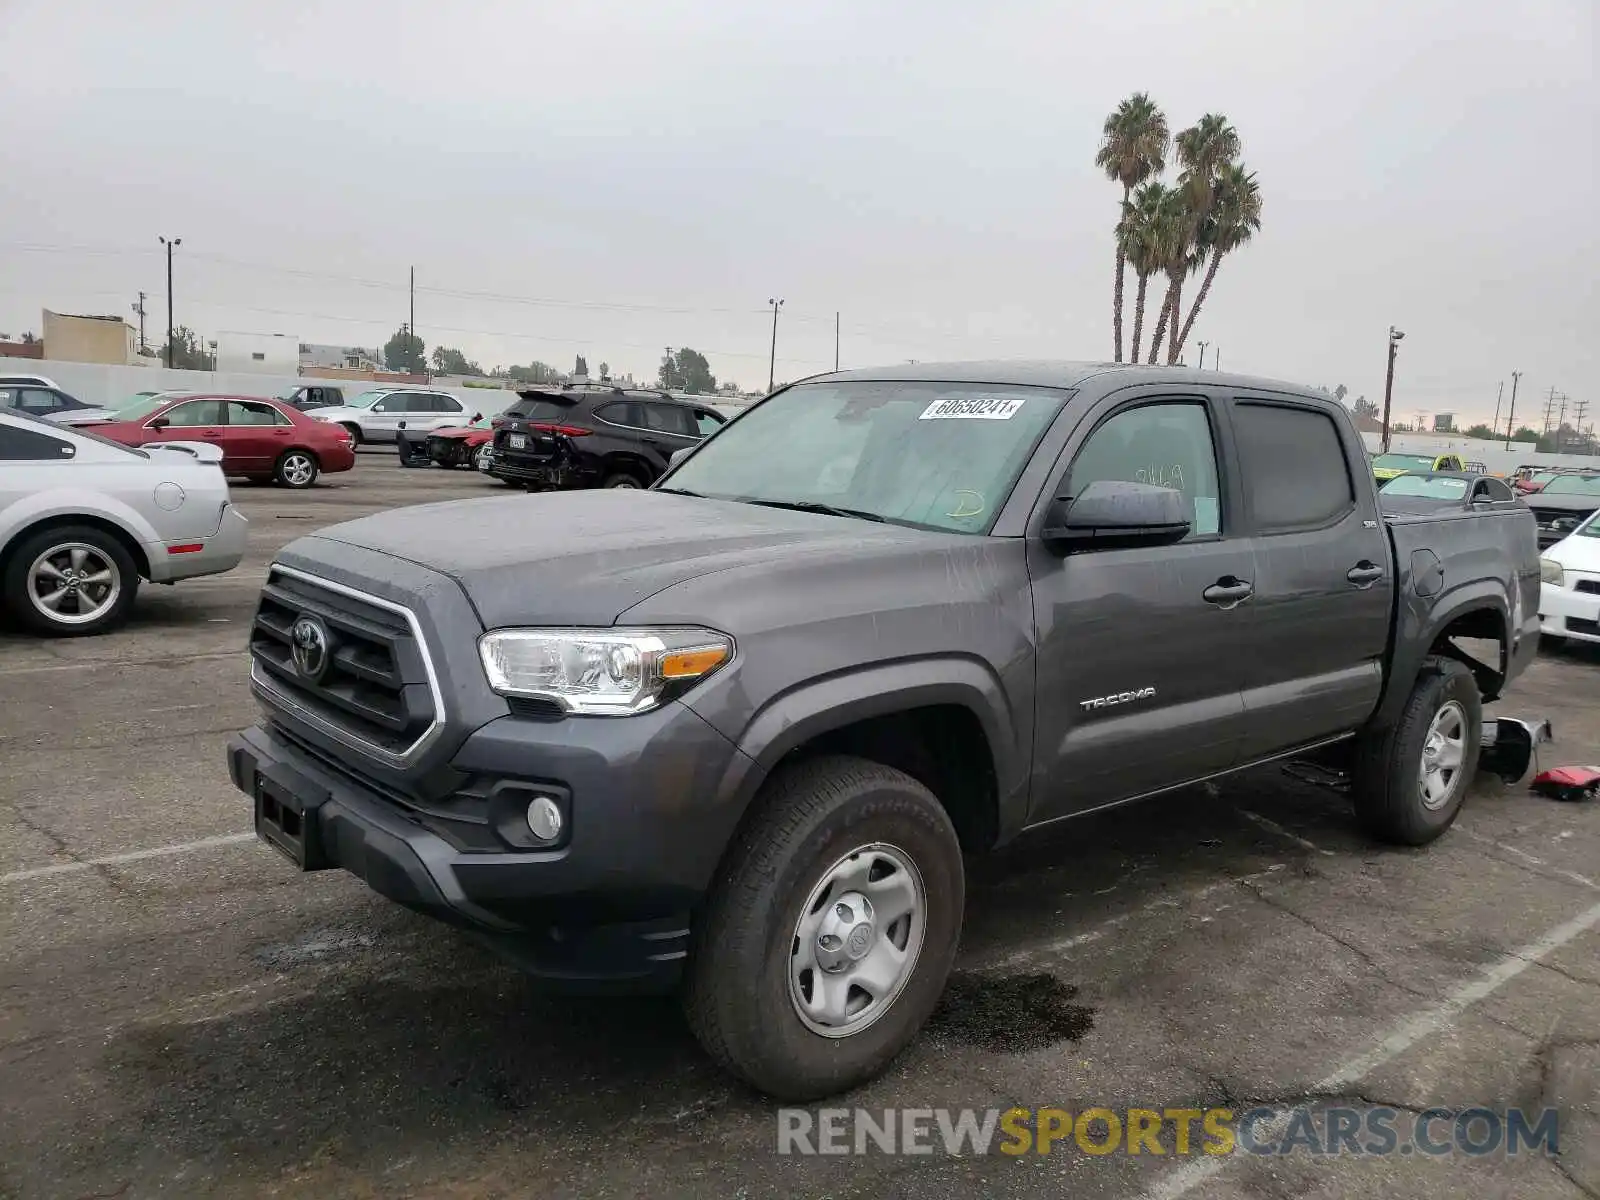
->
[1542, 476, 1600, 497]
[343, 391, 389, 409]
[1380, 475, 1467, 499]
[659, 381, 1068, 533]
[1371, 454, 1435, 472]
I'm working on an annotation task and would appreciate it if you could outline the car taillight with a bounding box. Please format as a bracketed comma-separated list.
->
[530, 422, 591, 437]
[491, 418, 506, 429]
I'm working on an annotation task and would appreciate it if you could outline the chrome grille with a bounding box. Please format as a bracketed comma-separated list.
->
[249, 566, 441, 763]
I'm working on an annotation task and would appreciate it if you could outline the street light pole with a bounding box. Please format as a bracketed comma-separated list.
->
[767, 298, 784, 393]
[1504, 371, 1522, 451]
[158, 236, 181, 367]
[1196, 341, 1208, 370]
[1380, 325, 1404, 454]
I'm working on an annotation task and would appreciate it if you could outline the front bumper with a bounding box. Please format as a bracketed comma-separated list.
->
[1540, 581, 1600, 642]
[226, 697, 750, 990]
[146, 503, 249, 583]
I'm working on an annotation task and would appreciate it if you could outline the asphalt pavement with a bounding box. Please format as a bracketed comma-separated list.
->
[2, 455, 1597, 1199]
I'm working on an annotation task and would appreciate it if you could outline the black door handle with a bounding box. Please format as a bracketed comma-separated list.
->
[1202, 577, 1254, 607]
[1347, 562, 1385, 586]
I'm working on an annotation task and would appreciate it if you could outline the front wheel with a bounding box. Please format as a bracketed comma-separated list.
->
[274, 450, 319, 489]
[340, 423, 363, 446]
[1352, 656, 1482, 845]
[683, 755, 964, 1101]
[603, 472, 643, 489]
[2, 525, 140, 637]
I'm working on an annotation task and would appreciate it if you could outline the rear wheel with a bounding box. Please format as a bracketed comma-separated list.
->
[683, 755, 964, 1101]
[1352, 656, 1481, 845]
[3, 525, 140, 637]
[274, 450, 319, 489]
[603, 471, 644, 489]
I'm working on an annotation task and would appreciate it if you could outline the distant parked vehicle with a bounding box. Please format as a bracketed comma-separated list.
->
[57, 389, 189, 427]
[308, 388, 471, 444]
[425, 414, 494, 469]
[0, 409, 248, 635]
[1524, 473, 1600, 547]
[488, 384, 726, 490]
[1370, 451, 1465, 484]
[88, 393, 356, 489]
[1377, 471, 1521, 515]
[0, 382, 107, 424]
[275, 384, 345, 412]
[0, 372, 63, 390]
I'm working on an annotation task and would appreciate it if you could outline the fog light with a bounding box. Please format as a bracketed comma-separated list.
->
[526, 795, 563, 842]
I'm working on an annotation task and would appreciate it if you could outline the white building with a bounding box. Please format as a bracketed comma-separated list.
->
[300, 342, 386, 371]
[215, 331, 300, 375]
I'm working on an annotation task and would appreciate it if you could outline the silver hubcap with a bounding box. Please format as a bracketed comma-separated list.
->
[476, 447, 491, 469]
[788, 843, 925, 1038]
[282, 455, 314, 486]
[1419, 700, 1467, 810]
[27, 543, 120, 625]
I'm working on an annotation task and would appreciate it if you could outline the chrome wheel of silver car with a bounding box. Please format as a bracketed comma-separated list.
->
[279, 452, 316, 488]
[788, 842, 926, 1038]
[27, 543, 121, 627]
[475, 445, 492, 471]
[1418, 700, 1467, 810]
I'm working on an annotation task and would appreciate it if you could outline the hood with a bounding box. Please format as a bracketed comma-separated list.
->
[308, 406, 363, 420]
[428, 426, 484, 440]
[299, 489, 956, 628]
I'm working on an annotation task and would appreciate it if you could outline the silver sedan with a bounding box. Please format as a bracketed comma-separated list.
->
[0, 409, 248, 636]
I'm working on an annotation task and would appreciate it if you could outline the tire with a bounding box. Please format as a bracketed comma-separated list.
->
[274, 450, 319, 489]
[340, 423, 363, 446]
[683, 755, 965, 1101]
[2, 524, 140, 637]
[603, 471, 644, 489]
[475, 446, 493, 472]
[1352, 656, 1482, 846]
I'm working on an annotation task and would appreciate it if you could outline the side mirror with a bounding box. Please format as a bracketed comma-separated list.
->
[1042, 480, 1192, 553]
[149, 417, 170, 430]
[669, 446, 693, 468]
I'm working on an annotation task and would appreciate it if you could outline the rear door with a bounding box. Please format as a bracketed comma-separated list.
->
[1230, 394, 1394, 758]
[427, 394, 468, 430]
[1027, 391, 1254, 823]
[225, 400, 293, 473]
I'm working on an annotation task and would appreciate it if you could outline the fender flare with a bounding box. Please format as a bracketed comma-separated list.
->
[712, 654, 1029, 837]
[1378, 581, 1510, 727]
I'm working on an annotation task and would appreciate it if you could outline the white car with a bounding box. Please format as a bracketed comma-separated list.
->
[0, 372, 63, 390]
[1539, 510, 1600, 646]
[0, 409, 249, 636]
[308, 387, 472, 444]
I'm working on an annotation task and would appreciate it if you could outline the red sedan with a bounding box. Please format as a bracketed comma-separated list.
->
[88, 393, 356, 488]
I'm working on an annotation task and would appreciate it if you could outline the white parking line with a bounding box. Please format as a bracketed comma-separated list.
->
[0, 648, 244, 676]
[1, 832, 257, 884]
[1453, 825, 1600, 892]
[1142, 896, 1600, 1200]
[1236, 808, 1337, 856]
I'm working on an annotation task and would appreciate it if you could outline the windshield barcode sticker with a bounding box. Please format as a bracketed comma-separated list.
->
[919, 397, 1026, 421]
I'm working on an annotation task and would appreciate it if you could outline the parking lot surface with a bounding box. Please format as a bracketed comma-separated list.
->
[2, 456, 1598, 1199]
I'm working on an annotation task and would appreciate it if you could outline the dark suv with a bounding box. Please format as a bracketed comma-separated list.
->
[487, 384, 726, 490]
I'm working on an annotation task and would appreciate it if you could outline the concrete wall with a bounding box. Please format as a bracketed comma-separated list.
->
[1358, 429, 1599, 475]
[0, 354, 508, 416]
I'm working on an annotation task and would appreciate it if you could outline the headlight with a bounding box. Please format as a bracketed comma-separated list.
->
[1541, 558, 1565, 586]
[479, 627, 732, 715]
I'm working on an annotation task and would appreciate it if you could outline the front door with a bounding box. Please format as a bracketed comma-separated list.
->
[1027, 394, 1254, 824]
[1228, 396, 1395, 757]
[145, 398, 228, 457]
[365, 394, 407, 442]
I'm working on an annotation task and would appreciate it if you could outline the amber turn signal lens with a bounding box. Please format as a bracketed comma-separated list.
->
[661, 646, 729, 679]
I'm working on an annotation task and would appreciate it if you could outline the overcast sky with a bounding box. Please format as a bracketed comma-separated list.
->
[2, 0, 1593, 423]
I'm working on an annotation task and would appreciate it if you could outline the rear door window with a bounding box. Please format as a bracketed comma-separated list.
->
[642, 403, 696, 436]
[1232, 401, 1356, 533]
[597, 401, 642, 428]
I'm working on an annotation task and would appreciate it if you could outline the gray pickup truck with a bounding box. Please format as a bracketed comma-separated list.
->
[228, 362, 1541, 1101]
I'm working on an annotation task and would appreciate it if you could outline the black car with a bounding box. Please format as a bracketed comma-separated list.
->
[1524, 473, 1600, 546]
[487, 384, 727, 490]
[0, 381, 105, 423]
[1376, 471, 1522, 515]
[274, 384, 345, 411]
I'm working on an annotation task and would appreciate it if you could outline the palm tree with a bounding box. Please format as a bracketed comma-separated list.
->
[1172, 163, 1262, 359]
[1144, 187, 1198, 364]
[1118, 182, 1169, 362]
[1164, 114, 1240, 363]
[1095, 94, 1169, 362]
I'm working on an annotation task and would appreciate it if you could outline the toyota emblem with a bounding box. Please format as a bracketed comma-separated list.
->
[289, 614, 331, 682]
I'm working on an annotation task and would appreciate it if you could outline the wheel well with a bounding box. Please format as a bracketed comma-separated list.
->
[771, 705, 1000, 852]
[340, 422, 362, 439]
[0, 515, 152, 581]
[602, 453, 653, 483]
[1428, 605, 1507, 701]
[279, 446, 319, 465]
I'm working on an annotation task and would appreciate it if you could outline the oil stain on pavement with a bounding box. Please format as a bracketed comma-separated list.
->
[924, 972, 1095, 1053]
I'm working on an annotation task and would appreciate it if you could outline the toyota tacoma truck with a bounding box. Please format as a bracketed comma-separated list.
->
[228, 362, 1542, 1101]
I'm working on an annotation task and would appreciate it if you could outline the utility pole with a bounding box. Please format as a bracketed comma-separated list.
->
[158, 236, 181, 367]
[1556, 395, 1568, 452]
[131, 292, 148, 354]
[1196, 341, 1209, 370]
[1574, 399, 1591, 455]
[409, 266, 420, 379]
[767, 298, 784, 393]
[1542, 386, 1558, 435]
[1414, 409, 1426, 433]
[663, 346, 675, 390]
[1214, 347, 1221, 371]
[834, 311, 840, 372]
[1491, 381, 1503, 436]
[1503, 370, 1522, 451]
[1380, 326, 1404, 454]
